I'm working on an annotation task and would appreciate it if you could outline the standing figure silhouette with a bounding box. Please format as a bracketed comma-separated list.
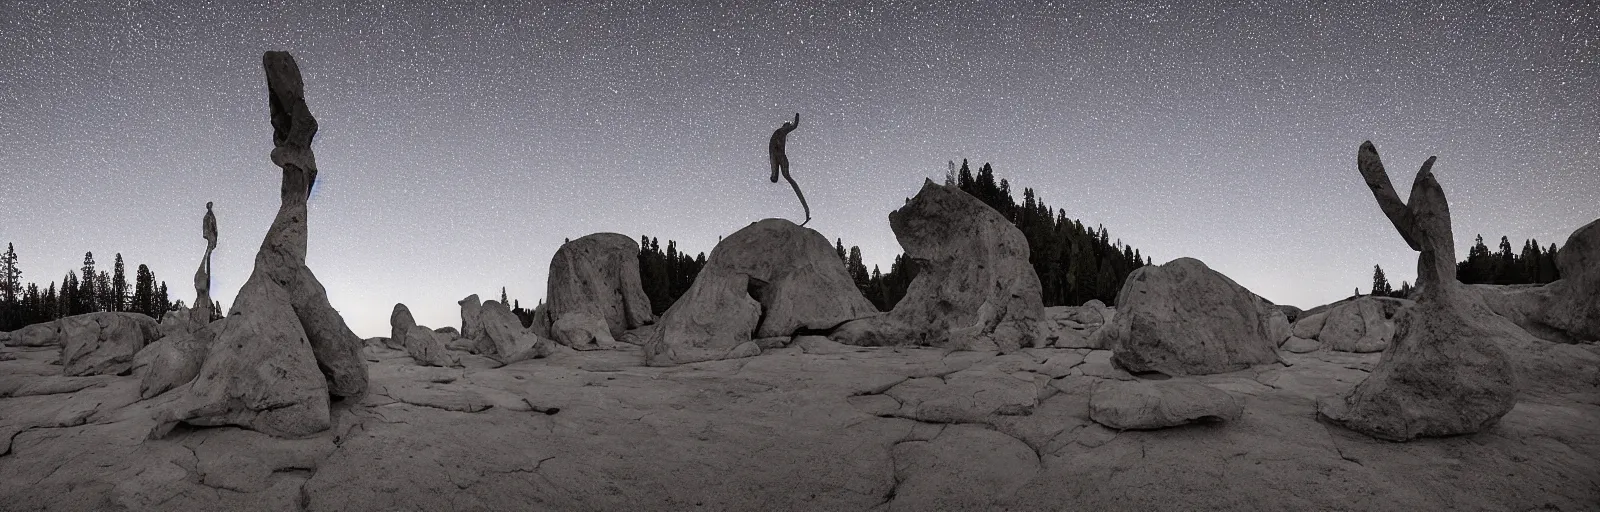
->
[768, 112, 810, 225]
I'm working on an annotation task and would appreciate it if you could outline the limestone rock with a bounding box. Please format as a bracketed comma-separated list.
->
[1319, 297, 1401, 353]
[404, 325, 458, 368]
[1267, 309, 1292, 346]
[391, 303, 457, 367]
[388, 303, 414, 351]
[1281, 336, 1321, 353]
[1317, 141, 1516, 441]
[1292, 311, 1328, 339]
[1546, 219, 1600, 341]
[137, 318, 225, 399]
[1089, 380, 1243, 430]
[644, 218, 877, 366]
[1040, 306, 1105, 349]
[479, 300, 552, 364]
[158, 306, 194, 339]
[458, 294, 484, 341]
[551, 312, 619, 351]
[830, 180, 1044, 352]
[542, 233, 654, 344]
[432, 326, 460, 338]
[9, 321, 59, 347]
[1103, 257, 1282, 376]
[58, 312, 160, 377]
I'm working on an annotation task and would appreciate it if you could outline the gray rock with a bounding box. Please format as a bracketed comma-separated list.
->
[1317, 141, 1516, 441]
[10, 322, 59, 347]
[391, 303, 457, 367]
[458, 294, 484, 341]
[1281, 336, 1322, 353]
[551, 312, 619, 351]
[644, 218, 877, 366]
[388, 303, 415, 351]
[58, 312, 160, 377]
[1292, 311, 1328, 339]
[136, 317, 226, 399]
[1103, 257, 1282, 376]
[479, 300, 552, 364]
[543, 233, 654, 345]
[1320, 297, 1398, 353]
[1546, 219, 1599, 341]
[831, 180, 1044, 352]
[1089, 379, 1243, 430]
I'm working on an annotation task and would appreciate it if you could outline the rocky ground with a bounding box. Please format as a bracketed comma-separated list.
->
[3, 336, 1596, 511]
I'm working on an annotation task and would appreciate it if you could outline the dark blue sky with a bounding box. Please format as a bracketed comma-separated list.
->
[2, 1, 1595, 336]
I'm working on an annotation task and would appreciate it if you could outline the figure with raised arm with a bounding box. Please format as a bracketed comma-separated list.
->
[768, 112, 810, 225]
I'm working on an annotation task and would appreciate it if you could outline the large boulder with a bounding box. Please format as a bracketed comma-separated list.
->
[1318, 297, 1403, 352]
[542, 233, 654, 347]
[58, 312, 161, 376]
[1317, 141, 1516, 441]
[643, 218, 878, 366]
[158, 52, 367, 439]
[830, 180, 1044, 352]
[8, 322, 59, 347]
[137, 318, 225, 399]
[1546, 219, 1600, 341]
[1089, 380, 1243, 430]
[158, 306, 195, 339]
[458, 294, 484, 341]
[479, 300, 552, 364]
[390, 303, 457, 367]
[1102, 258, 1282, 376]
[1291, 311, 1328, 339]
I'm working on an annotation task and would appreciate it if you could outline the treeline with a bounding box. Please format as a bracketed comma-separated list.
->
[1365, 235, 1559, 300]
[0, 244, 187, 331]
[1457, 235, 1560, 285]
[638, 236, 708, 315]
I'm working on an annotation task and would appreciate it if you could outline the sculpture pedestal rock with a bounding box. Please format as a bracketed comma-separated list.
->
[830, 180, 1044, 352]
[1316, 142, 1516, 441]
[644, 218, 878, 366]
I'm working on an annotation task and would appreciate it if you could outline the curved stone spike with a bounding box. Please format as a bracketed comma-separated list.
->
[263, 51, 318, 197]
[1357, 141, 1420, 251]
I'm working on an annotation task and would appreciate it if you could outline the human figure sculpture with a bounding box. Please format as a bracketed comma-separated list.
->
[768, 113, 810, 225]
[193, 201, 217, 324]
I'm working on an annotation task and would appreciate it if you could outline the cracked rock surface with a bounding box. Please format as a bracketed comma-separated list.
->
[1, 334, 1597, 510]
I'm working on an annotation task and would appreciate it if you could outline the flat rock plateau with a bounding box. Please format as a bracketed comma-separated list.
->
[2, 339, 1596, 511]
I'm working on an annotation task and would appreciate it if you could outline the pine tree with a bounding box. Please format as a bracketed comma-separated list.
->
[133, 264, 154, 317]
[1371, 264, 1392, 296]
[1, 243, 20, 330]
[111, 254, 128, 312]
[96, 270, 111, 312]
[79, 252, 97, 313]
[500, 287, 509, 306]
[157, 281, 171, 312]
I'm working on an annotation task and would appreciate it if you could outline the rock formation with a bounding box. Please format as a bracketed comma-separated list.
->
[477, 300, 553, 363]
[1040, 301, 1113, 349]
[1316, 297, 1402, 352]
[1101, 258, 1282, 375]
[1316, 141, 1517, 441]
[542, 233, 654, 349]
[390, 303, 458, 367]
[154, 52, 368, 438]
[57, 312, 160, 376]
[830, 180, 1044, 352]
[458, 294, 484, 341]
[1089, 380, 1243, 430]
[8, 322, 59, 347]
[643, 218, 878, 366]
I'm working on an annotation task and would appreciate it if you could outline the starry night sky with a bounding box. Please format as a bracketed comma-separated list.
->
[2, 1, 1596, 337]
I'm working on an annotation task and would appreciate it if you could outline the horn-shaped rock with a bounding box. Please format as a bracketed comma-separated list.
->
[1316, 142, 1516, 441]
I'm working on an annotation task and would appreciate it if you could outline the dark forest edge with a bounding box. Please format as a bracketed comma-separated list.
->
[0, 246, 220, 331]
